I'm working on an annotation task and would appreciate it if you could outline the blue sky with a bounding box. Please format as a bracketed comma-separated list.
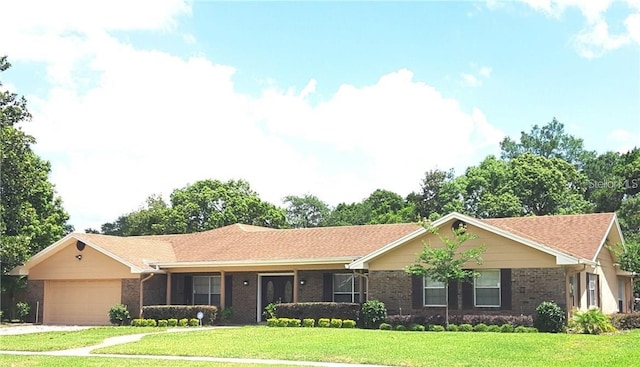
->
[2, 0, 639, 231]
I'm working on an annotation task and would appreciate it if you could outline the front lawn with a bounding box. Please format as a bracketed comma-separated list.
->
[95, 327, 640, 367]
[0, 355, 293, 367]
[0, 327, 164, 351]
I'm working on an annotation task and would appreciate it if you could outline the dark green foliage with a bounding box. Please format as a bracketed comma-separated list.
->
[429, 325, 445, 332]
[487, 325, 501, 332]
[395, 324, 407, 331]
[157, 319, 168, 327]
[16, 302, 29, 322]
[275, 302, 360, 321]
[409, 323, 425, 331]
[610, 313, 640, 329]
[458, 324, 473, 332]
[446, 324, 458, 332]
[534, 301, 566, 333]
[283, 194, 330, 228]
[108, 304, 131, 326]
[361, 300, 387, 329]
[500, 324, 514, 333]
[473, 323, 488, 332]
[263, 303, 277, 320]
[219, 307, 233, 324]
[142, 305, 217, 325]
[379, 323, 392, 330]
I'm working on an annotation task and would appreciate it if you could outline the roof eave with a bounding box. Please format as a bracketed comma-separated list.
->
[155, 257, 358, 269]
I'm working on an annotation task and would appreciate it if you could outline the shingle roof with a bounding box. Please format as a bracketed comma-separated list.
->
[483, 212, 616, 261]
[148, 223, 422, 263]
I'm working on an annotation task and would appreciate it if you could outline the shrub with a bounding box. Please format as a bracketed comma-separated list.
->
[342, 319, 356, 328]
[16, 302, 29, 322]
[130, 319, 144, 327]
[145, 319, 157, 327]
[288, 318, 301, 327]
[318, 318, 331, 328]
[361, 300, 387, 329]
[167, 318, 178, 327]
[448, 314, 534, 327]
[178, 318, 189, 327]
[514, 325, 528, 333]
[276, 318, 289, 327]
[487, 325, 501, 332]
[189, 318, 199, 327]
[379, 323, 392, 330]
[446, 324, 459, 332]
[395, 324, 407, 331]
[611, 313, 640, 330]
[568, 308, 615, 335]
[430, 325, 445, 332]
[219, 308, 233, 324]
[108, 304, 130, 326]
[276, 302, 361, 322]
[266, 318, 278, 327]
[157, 319, 168, 327]
[142, 305, 217, 326]
[458, 323, 473, 332]
[500, 324, 514, 333]
[473, 323, 488, 332]
[410, 323, 425, 331]
[263, 303, 277, 320]
[330, 319, 343, 328]
[534, 301, 565, 333]
[526, 327, 539, 333]
[302, 318, 315, 327]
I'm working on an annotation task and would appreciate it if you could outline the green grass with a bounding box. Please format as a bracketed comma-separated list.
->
[95, 327, 640, 367]
[0, 327, 164, 351]
[0, 355, 294, 367]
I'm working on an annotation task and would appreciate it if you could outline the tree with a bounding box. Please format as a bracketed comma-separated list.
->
[500, 118, 595, 169]
[1, 56, 71, 315]
[282, 194, 330, 228]
[325, 189, 414, 226]
[410, 169, 463, 221]
[405, 225, 485, 326]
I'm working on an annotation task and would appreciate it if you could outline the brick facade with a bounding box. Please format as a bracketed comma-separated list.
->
[369, 268, 567, 318]
[230, 272, 258, 324]
[25, 280, 44, 323]
[121, 278, 140, 318]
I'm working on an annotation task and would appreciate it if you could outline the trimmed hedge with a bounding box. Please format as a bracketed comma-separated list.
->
[275, 302, 360, 321]
[142, 305, 217, 325]
[385, 314, 534, 328]
[611, 313, 640, 330]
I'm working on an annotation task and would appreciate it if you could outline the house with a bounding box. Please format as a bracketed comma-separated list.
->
[11, 212, 634, 325]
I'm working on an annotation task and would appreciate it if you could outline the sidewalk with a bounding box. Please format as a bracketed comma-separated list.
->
[0, 327, 394, 367]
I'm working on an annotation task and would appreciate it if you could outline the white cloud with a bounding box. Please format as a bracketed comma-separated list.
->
[2, 2, 506, 231]
[607, 129, 640, 153]
[517, 0, 640, 57]
[461, 73, 481, 87]
[460, 64, 492, 87]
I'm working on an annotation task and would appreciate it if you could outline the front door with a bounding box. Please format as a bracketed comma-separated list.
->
[261, 276, 294, 320]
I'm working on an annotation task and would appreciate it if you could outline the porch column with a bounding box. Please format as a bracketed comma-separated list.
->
[166, 272, 171, 305]
[358, 272, 365, 303]
[220, 270, 226, 309]
[293, 269, 299, 303]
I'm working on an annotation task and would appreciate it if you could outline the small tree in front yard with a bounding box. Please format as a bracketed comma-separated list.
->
[405, 223, 485, 326]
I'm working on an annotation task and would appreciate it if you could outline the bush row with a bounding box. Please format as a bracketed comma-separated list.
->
[610, 313, 640, 330]
[274, 303, 361, 322]
[379, 322, 538, 333]
[267, 318, 357, 328]
[384, 314, 534, 328]
[141, 305, 217, 325]
[131, 318, 200, 327]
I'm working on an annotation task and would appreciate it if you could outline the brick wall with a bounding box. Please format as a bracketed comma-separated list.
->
[369, 268, 566, 318]
[121, 278, 140, 318]
[25, 280, 44, 323]
[230, 272, 258, 324]
[297, 270, 327, 302]
[143, 274, 167, 306]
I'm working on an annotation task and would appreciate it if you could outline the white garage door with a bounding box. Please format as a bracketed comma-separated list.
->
[44, 280, 121, 325]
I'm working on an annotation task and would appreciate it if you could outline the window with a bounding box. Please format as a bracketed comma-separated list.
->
[569, 274, 579, 308]
[423, 277, 446, 306]
[333, 274, 366, 303]
[474, 270, 500, 307]
[193, 275, 221, 306]
[587, 273, 599, 308]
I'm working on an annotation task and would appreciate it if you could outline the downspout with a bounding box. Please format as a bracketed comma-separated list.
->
[139, 273, 155, 318]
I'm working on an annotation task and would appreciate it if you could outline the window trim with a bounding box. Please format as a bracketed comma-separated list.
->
[587, 273, 599, 308]
[474, 269, 501, 308]
[423, 276, 447, 307]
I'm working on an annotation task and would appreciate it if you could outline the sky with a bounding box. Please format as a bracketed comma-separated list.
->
[1, 0, 639, 232]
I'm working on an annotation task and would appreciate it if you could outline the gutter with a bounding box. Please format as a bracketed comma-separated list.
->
[139, 273, 155, 318]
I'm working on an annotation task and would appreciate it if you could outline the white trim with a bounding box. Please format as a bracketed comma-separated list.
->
[256, 273, 295, 323]
[156, 257, 356, 269]
[423, 276, 447, 307]
[591, 213, 620, 263]
[348, 212, 589, 270]
[474, 269, 501, 308]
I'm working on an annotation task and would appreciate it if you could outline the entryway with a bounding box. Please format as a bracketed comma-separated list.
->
[258, 274, 293, 321]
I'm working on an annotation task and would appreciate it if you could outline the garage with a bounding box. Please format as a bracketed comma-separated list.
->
[44, 280, 121, 325]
